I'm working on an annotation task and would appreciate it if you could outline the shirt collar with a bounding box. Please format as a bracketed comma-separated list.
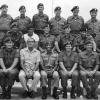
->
[55, 16, 61, 21]
[72, 15, 79, 20]
[25, 47, 37, 53]
[91, 18, 98, 22]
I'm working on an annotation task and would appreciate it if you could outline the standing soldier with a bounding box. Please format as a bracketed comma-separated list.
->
[79, 41, 100, 99]
[40, 42, 59, 99]
[49, 7, 66, 43]
[59, 42, 79, 99]
[0, 4, 13, 47]
[32, 3, 49, 37]
[15, 5, 31, 34]
[85, 8, 100, 50]
[0, 37, 19, 99]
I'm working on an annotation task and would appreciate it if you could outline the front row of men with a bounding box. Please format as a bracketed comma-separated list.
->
[0, 34, 100, 99]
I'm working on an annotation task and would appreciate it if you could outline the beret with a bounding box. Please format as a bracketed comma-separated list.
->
[0, 4, 8, 9]
[19, 5, 25, 11]
[64, 41, 72, 47]
[37, 3, 44, 8]
[90, 8, 98, 13]
[54, 6, 61, 12]
[3, 36, 13, 43]
[85, 40, 93, 45]
[71, 6, 79, 12]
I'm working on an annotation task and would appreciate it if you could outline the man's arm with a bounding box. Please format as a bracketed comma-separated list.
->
[59, 62, 67, 72]
[70, 63, 77, 73]
[0, 58, 6, 69]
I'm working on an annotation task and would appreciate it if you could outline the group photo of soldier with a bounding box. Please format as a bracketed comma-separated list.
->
[0, 2, 100, 100]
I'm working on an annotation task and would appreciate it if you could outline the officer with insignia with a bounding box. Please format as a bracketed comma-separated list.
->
[59, 42, 79, 99]
[0, 36, 19, 99]
[32, 3, 49, 37]
[15, 5, 31, 34]
[0, 4, 13, 47]
[49, 6, 66, 41]
[79, 41, 100, 99]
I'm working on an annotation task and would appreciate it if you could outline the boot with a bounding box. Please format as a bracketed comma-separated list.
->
[91, 87, 98, 99]
[62, 87, 67, 98]
[70, 86, 76, 99]
[52, 87, 59, 99]
[0, 87, 6, 99]
[6, 86, 12, 99]
[85, 87, 91, 99]
[42, 87, 47, 99]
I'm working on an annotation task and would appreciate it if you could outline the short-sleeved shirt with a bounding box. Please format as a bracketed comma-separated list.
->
[32, 14, 49, 31]
[49, 17, 66, 35]
[0, 14, 13, 31]
[67, 16, 84, 32]
[23, 33, 39, 42]
[0, 48, 19, 68]
[59, 51, 78, 70]
[41, 51, 58, 71]
[39, 34, 55, 51]
[79, 51, 99, 70]
[20, 48, 40, 71]
[15, 16, 31, 32]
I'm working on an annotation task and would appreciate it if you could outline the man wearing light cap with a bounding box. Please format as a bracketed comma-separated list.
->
[19, 37, 41, 98]
[49, 6, 66, 41]
[15, 5, 31, 34]
[67, 6, 84, 34]
[32, 3, 49, 37]
[85, 8, 100, 51]
[0, 4, 13, 47]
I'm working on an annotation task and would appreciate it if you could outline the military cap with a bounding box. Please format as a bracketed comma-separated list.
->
[80, 26, 87, 32]
[71, 6, 79, 12]
[54, 6, 61, 12]
[19, 5, 26, 11]
[3, 36, 13, 43]
[64, 41, 72, 47]
[10, 20, 18, 29]
[90, 8, 98, 13]
[37, 3, 44, 8]
[27, 24, 34, 30]
[85, 40, 93, 45]
[43, 24, 50, 29]
[27, 37, 35, 43]
[0, 4, 8, 9]
[64, 24, 70, 29]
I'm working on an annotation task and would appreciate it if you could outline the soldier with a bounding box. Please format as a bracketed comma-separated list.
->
[15, 5, 31, 34]
[19, 38, 41, 98]
[85, 8, 100, 50]
[0, 37, 19, 99]
[59, 42, 79, 99]
[32, 3, 49, 37]
[40, 42, 59, 99]
[79, 41, 100, 99]
[49, 7, 66, 41]
[39, 25, 60, 53]
[67, 6, 84, 34]
[0, 4, 13, 47]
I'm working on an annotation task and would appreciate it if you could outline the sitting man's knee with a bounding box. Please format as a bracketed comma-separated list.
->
[80, 71, 86, 76]
[41, 71, 47, 77]
[34, 71, 41, 79]
[19, 70, 26, 79]
[53, 71, 59, 78]
[72, 71, 78, 77]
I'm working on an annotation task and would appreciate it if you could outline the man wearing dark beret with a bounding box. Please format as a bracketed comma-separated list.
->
[79, 41, 100, 99]
[59, 42, 79, 99]
[14, 5, 31, 34]
[0, 4, 13, 48]
[0, 36, 19, 99]
[32, 3, 49, 37]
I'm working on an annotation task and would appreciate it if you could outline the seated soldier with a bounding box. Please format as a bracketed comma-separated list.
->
[79, 41, 100, 99]
[19, 37, 40, 98]
[0, 36, 19, 99]
[21, 24, 39, 49]
[40, 42, 59, 99]
[59, 42, 78, 99]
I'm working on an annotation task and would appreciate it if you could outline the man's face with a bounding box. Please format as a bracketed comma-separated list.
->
[65, 27, 71, 34]
[81, 32, 86, 38]
[72, 9, 79, 16]
[28, 28, 33, 36]
[38, 6, 44, 13]
[1, 7, 8, 14]
[46, 43, 52, 51]
[65, 44, 72, 52]
[90, 12, 97, 19]
[20, 8, 26, 15]
[5, 41, 13, 49]
[44, 27, 50, 33]
[86, 43, 93, 51]
[27, 40, 35, 48]
[55, 10, 61, 17]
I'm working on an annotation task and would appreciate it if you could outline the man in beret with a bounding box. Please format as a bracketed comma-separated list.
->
[49, 6, 67, 42]
[85, 8, 100, 51]
[15, 5, 31, 34]
[32, 3, 49, 37]
[59, 42, 79, 99]
[67, 6, 84, 34]
[19, 38, 41, 98]
[79, 41, 100, 99]
[0, 37, 19, 99]
[0, 4, 13, 47]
